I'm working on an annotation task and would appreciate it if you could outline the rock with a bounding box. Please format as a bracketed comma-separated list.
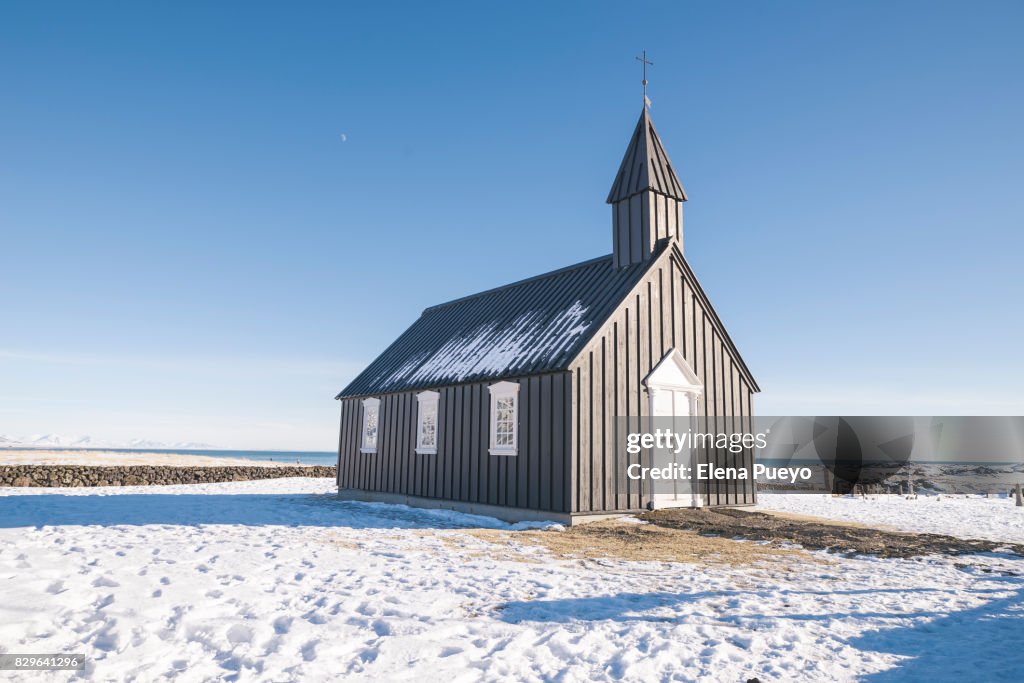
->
[0, 464, 336, 488]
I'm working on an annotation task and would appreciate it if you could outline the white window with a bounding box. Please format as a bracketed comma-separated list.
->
[360, 397, 380, 453]
[488, 381, 519, 456]
[415, 390, 440, 454]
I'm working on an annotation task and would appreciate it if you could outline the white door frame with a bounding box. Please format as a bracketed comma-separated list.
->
[644, 348, 704, 508]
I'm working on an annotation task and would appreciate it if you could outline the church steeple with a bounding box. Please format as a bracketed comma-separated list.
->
[607, 108, 687, 268]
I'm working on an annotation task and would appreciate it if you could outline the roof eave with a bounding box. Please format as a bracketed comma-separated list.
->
[605, 187, 688, 205]
[667, 242, 760, 393]
[561, 240, 760, 394]
[560, 240, 675, 372]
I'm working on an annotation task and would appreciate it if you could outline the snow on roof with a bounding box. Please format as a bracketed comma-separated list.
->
[336, 251, 661, 398]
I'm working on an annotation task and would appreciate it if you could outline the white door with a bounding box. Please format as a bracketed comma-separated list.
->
[650, 387, 701, 508]
[644, 349, 704, 508]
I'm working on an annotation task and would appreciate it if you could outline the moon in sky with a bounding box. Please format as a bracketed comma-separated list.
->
[340, 133, 348, 142]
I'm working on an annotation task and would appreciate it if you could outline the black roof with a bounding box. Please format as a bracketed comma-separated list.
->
[336, 246, 665, 398]
[607, 108, 687, 204]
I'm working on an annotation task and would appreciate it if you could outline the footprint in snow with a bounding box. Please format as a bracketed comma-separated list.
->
[261, 634, 283, 655]
[91, 625, 120, 652]
[302, 611, 328, 625]
[184, 624, 213, 645]
[273, 616, 293, 634]
[92, 576, 120, 588]
[227, 624, 253, 645]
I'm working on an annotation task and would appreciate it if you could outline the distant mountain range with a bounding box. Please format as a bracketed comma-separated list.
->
[0, 434, 218, 450]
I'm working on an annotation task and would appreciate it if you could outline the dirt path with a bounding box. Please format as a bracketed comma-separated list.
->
[641, 507, 1024, 559]
[455, 520, 815, 567]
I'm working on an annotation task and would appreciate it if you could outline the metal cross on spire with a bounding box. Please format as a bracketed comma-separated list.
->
[636, 50, 653, 109]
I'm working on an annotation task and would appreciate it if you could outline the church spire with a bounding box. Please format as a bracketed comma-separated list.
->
[607, 107, 688, 268]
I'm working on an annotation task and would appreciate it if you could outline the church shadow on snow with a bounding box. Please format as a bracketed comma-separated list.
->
[848, 580, 1024, 680]
[0, 491, 515, 530]
[498, 580, 1024, 679]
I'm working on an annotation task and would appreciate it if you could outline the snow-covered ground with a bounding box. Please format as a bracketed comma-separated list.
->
[756, 492, 1024, 545]
[1, 479, 1022, 682]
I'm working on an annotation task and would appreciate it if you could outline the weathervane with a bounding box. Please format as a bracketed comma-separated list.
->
[636, 50, 653, 109]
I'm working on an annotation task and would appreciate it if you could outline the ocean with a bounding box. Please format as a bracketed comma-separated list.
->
[17, 448, 340, 466]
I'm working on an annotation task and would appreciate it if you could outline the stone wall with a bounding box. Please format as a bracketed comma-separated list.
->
[0, 465, 337, 488]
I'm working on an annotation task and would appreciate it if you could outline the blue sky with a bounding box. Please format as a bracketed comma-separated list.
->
[2, 1, 1022, 451]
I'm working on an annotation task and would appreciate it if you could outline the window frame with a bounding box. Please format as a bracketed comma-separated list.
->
[360, 397, 380, 454]
[415, 390, 440, 455]
[488, 381, 519, 456]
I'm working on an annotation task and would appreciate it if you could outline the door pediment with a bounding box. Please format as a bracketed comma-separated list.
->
[644, 348, 703, 395]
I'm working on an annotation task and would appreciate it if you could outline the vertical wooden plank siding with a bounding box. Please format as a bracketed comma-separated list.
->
[443, 387, 454, 499]
[567, 252, 757, 512]
[551, 374, 566, 512]
[518, 378, 533, 507]
[627, 201, 638, 268]
[611, 319, 625, 510]
[336, 372, 573, 514]
[601, 334, 613, 511]
[706, 330, 720, 505]
[394, 394, 405, 494]
[615, 308, 633, 511]
[539, 375, 552, 511]
[580, 355, 590, 510]
[336, 401, 348, 487]
[705, 319, 720, 505]
[458, 386, 470, 501]
[468, 384, 479, 503]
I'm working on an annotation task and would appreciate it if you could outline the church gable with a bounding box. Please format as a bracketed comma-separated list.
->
[567, 242, 758, 394]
